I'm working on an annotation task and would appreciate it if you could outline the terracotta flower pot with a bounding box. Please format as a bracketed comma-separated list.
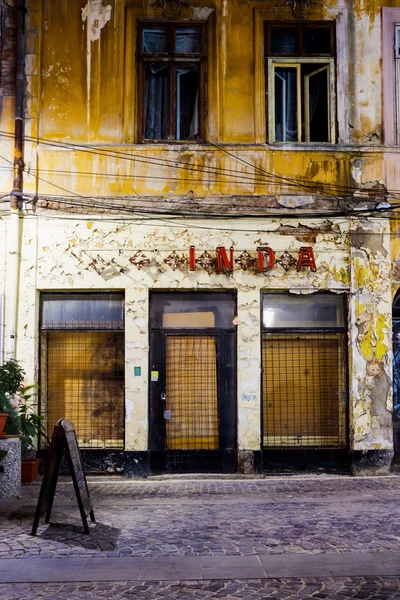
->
[21, 458, 41, 483]
[0, 413, 8, 435]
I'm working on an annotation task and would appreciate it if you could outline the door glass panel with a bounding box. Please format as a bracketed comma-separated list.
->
[163, 312, 215, 328]
[274, 67, 298, 142]
[166, 336, 219, 450]
[175, 66, 199, 140]
[144, 64, 169, 139]
[151, 292, 235, 329]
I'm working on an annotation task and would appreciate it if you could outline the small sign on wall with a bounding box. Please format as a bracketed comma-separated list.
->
[134, 366, 141, 376]
[242, 394, 256, 402]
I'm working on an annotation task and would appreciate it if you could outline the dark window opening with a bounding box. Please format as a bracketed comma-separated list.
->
[138, 23, 206, 142]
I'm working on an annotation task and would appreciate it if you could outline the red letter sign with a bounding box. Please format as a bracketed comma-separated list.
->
[189, 246, 196, 271]
[216, 247, 234, 272]
[257, 247, 275, 272]
[296, 247, 316, 272]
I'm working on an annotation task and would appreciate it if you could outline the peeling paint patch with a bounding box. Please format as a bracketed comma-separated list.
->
[82, 0, 112, 129]
[192, 7, 214, 20]
[278, 196, 314, 208]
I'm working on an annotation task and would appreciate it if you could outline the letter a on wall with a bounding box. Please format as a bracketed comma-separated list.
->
[296, 247, 317, 271]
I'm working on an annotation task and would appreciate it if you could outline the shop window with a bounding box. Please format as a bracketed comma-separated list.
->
[265, 22, 336, 143]
[138, 23, 206, 141]
[261, 293, 347, 449]
[40, 293, 125, 450]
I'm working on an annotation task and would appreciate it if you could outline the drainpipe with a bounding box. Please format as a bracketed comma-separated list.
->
[6, 0, 25, 361]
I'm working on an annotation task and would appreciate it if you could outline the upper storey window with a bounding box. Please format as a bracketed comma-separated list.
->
[395, 24, 400, 144]
[265, 22, 336, 143]
[138, 23, 206, 142]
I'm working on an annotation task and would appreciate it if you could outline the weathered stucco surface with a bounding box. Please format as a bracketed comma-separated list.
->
[350, 219, 393, 451]
[0, 213, 391, 452]
[0, 0, 397, 460]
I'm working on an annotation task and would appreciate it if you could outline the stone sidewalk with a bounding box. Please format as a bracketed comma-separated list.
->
[0, 475, 400, 598]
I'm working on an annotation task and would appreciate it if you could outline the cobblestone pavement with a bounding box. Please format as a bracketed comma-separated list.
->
[1, 477, 400, 598]
[1, 476, 400, 559]
[0, 577, 400, 599]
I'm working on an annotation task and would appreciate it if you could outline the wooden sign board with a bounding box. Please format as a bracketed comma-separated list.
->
[31, 419, 95, 536]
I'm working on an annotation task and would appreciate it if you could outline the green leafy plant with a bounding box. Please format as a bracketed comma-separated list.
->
[0, 359, 25, 397]
[0, 360, 48, 457]
[18, 385, 48, 459]
[0, 360, 24, 435]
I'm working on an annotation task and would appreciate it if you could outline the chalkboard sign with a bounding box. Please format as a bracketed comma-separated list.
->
[31, 419, 95, 536]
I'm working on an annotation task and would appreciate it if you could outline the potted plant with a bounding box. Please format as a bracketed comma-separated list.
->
[0, 360, 24, 436]
[18, 385, 47, 483]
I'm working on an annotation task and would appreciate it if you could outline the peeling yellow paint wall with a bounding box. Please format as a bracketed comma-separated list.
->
[4, 0, 395, 201]
[350, 219, 393, 450]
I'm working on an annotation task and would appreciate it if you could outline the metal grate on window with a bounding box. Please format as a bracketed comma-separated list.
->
[262, 332, 347, 449]
[40, 293, 125, 450]
[41, 331, 125, 449]
[261, 293, 347, 450]
[165, 335, 219, 451]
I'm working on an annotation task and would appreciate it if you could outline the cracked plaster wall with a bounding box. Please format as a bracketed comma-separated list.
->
[0, 214, 391, 453]
[350, 218, 393, 451]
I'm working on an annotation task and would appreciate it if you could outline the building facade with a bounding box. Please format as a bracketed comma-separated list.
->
[0, 0, 398, 476]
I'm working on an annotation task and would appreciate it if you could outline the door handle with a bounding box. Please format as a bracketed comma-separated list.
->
[161, 393, 166, 401]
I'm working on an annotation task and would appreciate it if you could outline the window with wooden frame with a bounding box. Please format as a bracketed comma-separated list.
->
[265, 22, 336, 143]
[137, 22, 206, 142]
[395, 24, 400, 144]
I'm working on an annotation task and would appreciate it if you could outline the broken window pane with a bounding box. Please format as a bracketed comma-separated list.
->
[271, 28, 296, 54]
[175, 66, 199, 140]
[145, 64, 169, 139]
[175, 27, 201, 53]
[142, 26, 168, 53]
[274, 67, 298, 142]
[304, 64, 329, 142]
[304, 26, 331, 54]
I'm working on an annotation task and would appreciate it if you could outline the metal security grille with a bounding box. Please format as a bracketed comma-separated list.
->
[393, 321, 400, 421]
[262, 332, 347, 448]
[41, 330, 125, 449]
[166, 335, 219, 451]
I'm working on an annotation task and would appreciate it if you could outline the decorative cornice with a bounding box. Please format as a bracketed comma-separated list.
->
[155, 0, 188, 20]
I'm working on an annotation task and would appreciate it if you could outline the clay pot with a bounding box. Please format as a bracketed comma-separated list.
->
[21, 458, 41, 483]
[0, 413, 8, 435]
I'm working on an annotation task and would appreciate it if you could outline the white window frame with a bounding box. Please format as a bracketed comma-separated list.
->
[267, 57, 336, 144]
[395, 24, 400, 144]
